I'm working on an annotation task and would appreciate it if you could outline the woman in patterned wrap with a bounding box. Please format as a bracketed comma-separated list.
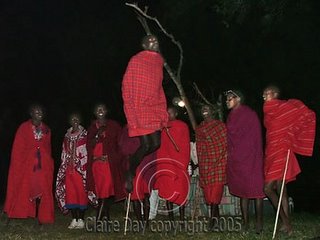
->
[56, 113, 88, 229]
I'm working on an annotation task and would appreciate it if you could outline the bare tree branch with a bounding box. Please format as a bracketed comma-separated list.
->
[193, 82, 215, 107]
[216, 94, 224, 122]
[136, 12, 151, 34]
[164, 62, 179, 87]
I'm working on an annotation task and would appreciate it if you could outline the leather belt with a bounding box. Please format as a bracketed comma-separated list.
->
[93, 155, 109, 162]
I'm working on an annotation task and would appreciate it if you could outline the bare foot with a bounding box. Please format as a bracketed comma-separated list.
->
[255, 220, 263, 234]
[255, 225, 263, 234]
[279, 224, 293, 236]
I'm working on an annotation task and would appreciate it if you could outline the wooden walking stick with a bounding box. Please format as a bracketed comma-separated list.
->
[124, 193, 131, 235]
[164, 127, 180, 152]
[192, 176, 201, 220]
[272, 149, 291, 239]
[97, 200, 104, 221]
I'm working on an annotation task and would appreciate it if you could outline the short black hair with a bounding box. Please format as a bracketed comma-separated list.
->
[29, 103, 44, 114]
[225, 89, 245, 103]
[264, 85, 280, 96]
[69, 112, 82, 122]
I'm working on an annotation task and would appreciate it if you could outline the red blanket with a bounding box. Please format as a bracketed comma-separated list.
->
[264, 99, 316, 182]
[122, 50, 168, 137]
[4, 120, 54, 223]
[155, 120, 190, 205]
[86, 120, 126, 202]
[196, 120, 227, 187]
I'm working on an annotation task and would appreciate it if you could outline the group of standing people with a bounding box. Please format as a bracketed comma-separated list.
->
[121, 33, 316, 236]
[195, 87, 315, 235]
[4, 103, 127, 229]
[3, 34, 191, 230]
[3, 34, 316, 238]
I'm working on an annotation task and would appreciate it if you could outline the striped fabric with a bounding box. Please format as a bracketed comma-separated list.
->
[122, 50, 168, 137]
[264, 99, 316, 182]
[196, 120, 227, 187]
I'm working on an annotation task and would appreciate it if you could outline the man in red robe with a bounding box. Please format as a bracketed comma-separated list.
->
[196, 105, 227, 225]
[263, 85, 316, 235]
[122, 35, 168, 192]
[225, 90, 264, 233]
[155, 107, 190, 221]
[86, 104, 126, 221]
[4, 105, 54, 224]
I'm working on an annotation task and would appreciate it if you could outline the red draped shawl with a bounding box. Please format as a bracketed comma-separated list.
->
[4, 120, 54, 224]
[122, 50, 168, 137]
[196, 120, 227, 187]
[264, 99, 316, 182]
[155, 120, 190, 205]
[86, 120, 126, 202]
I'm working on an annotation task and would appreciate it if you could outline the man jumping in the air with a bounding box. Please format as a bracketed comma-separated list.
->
[122, 35, 168, 192]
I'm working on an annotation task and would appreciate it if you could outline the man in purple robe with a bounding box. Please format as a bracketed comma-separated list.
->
[225, 90, 265, 233]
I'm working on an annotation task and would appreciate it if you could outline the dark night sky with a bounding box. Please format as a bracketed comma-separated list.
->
[0, 1, 319, 212]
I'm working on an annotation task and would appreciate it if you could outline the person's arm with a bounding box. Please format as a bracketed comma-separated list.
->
[9, 124, 27, 187]
[86, 124, 96, 192]
[60, 137, 67, 164]
[87, 123, 98, 149]
[190, 142, 198, 166]
[180, 123, 191, 169]
[46, 128, 53, 158]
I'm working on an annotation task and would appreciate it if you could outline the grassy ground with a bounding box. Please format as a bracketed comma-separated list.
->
[1, 202, 320, 240]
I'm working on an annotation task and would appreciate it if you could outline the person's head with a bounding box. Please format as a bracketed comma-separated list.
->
[94, 104, 107, 120]
[69, 113, 81, 131]
[141, 35, 160, 52]
[225, 89, 243, 110]
[200, 104, 215, 121]
[262, 85, 280, 102]
[167, 106, 178, 121]
[29, 104, 44, 126]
